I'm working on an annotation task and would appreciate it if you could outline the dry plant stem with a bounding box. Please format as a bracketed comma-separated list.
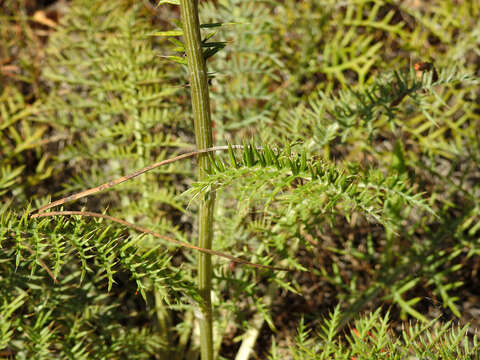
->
[32, 145, 243, 215]
[179, 1, 215, 359]
[22, 244, 58, 284]
[31, 211, 290, 271]
[154, 290, 172, 360]
[30, 144, 290, 270]
[234, 282, 277, 360]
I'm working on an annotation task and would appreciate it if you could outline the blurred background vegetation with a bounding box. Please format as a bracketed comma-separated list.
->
[1, 0, 479, 358]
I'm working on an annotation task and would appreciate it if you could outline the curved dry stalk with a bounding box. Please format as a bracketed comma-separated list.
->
[31, 210, 291, 272]
[31, 145, 245, 215]
[22, 244, 59, 284]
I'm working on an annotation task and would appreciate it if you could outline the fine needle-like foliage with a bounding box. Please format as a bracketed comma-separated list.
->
[1, 0, 479, 358]
[269, 307, 480, 359]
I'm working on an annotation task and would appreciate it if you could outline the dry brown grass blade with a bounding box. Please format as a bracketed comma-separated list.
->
[30, 145, 290, 271]
[31, 210, 291, 272]
[32, 145, 240, 215]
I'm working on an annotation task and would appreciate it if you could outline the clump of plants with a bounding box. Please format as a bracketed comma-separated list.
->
[1, 0, 479, 359]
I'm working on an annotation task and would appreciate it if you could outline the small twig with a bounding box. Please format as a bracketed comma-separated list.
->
[29, 145, 287, 272]
[22, 244, 58, 284]
[32, 145, 245, 215]
[31, 210, 290, 272]
[30, 134, 71, 147]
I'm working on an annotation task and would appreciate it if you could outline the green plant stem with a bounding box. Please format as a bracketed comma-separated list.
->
[154, 291, 172, 359]
[179, 1, 215, 359]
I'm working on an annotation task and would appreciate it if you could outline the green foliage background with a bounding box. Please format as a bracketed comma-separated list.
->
[1, 0, 479, 358]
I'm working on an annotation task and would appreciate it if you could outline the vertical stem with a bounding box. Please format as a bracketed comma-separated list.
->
[179, 1, 215, 360]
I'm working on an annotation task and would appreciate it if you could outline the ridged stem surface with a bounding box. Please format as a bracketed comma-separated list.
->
[179, 1, 215, 359]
